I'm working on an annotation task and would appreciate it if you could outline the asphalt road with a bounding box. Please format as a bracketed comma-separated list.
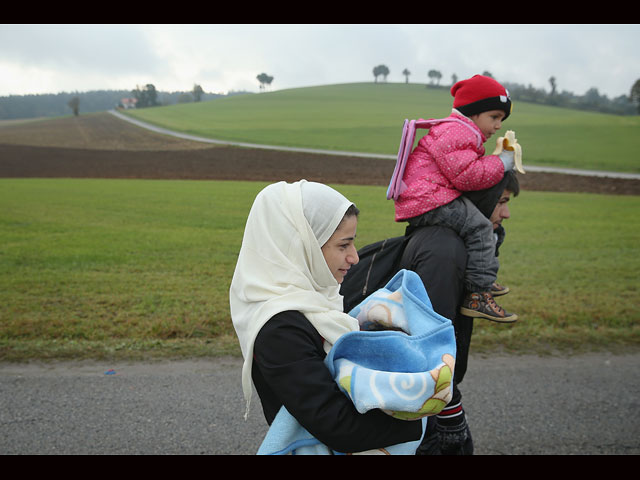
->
[1, 353, 638, 455]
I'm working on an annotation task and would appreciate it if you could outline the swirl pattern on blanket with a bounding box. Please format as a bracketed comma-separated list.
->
[333, 271, 457, 420]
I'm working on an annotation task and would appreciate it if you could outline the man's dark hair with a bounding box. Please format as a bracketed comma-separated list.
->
[464, 171, 519, 219]
[505, 171, 520, 197]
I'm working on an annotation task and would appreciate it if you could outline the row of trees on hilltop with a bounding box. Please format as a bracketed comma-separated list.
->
[372, 64, 640, 115]
[0, 88, 253, 120]
[131, 84, 207, 108]
[0, 74, 268, 119]
[61, 84, 210, 117]
[3, 70, 637, 119]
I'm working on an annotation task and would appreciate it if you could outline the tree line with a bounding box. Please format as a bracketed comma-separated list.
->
[373, 64, 640, 116]
[0, 86, 253, 120]
[3, 70, 638, 120]
[0, 71, 278, 120]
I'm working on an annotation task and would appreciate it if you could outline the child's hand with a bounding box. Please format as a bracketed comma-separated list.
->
[493, 130, 525, 174]
[498, 150, 515, 172]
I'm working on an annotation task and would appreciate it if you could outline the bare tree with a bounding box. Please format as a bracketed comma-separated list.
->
[549, 76, 557, 96]
[402, 68, 411, 84]
[67, 96, 80, 116]
[192, 84, 204, 102]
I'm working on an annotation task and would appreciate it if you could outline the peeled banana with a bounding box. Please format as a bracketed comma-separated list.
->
[493, 130, 525, 174]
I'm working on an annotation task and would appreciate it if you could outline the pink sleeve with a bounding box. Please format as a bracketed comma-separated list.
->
[430, 126, 504, 191]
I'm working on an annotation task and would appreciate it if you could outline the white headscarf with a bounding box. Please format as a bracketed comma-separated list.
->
[230, 180, 360, 417]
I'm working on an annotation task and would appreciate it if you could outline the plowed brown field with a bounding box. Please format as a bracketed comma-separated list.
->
[1, 112, 638, 195]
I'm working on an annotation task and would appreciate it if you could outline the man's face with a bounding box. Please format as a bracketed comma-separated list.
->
[489, 190, 512, 230]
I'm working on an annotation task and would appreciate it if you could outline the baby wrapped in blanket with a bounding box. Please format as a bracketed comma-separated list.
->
[258, 269, 456, 455]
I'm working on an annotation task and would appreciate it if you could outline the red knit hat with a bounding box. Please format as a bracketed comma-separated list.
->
[451, 75, 512, 120]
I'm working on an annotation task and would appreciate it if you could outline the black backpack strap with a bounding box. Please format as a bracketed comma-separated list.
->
[340, 231, 413, 312]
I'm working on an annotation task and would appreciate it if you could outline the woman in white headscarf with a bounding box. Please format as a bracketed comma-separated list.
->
[230, 180, 422, 453]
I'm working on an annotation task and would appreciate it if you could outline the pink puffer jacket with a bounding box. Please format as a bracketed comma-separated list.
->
[394, 112, 505, 222]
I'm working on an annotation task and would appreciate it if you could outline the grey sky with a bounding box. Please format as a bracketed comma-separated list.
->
[1, 24, 638, 99]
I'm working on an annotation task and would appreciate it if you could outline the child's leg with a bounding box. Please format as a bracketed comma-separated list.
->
[455, 197, 517, 322]
[407, 197, 468, 239]
[409, 198, 506, 289]
[409, 198, 498, 290]
[456, 197, 498, 293]
[408, 197, 516, 322]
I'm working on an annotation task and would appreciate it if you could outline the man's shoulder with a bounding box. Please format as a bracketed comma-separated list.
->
[409, 224, 465, 243]
[405, 225, 467, 261]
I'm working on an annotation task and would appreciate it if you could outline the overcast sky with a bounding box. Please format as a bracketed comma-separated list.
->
[1, 24, 638, 99]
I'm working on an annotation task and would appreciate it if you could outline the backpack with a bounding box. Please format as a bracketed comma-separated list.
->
[386, 117, 483, 201]
[340, 234, 412, 313]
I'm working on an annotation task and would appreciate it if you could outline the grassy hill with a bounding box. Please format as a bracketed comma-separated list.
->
[1, 84, 639, 361]
[124, 82, 640, 174]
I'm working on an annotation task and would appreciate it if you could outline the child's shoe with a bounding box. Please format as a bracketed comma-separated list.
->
[460, 291, 518, 323]
[491, 282, 510, 296]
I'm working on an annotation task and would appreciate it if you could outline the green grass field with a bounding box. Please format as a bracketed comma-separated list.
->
[125, 82, 640, 174]
[1, 178, 638, 361]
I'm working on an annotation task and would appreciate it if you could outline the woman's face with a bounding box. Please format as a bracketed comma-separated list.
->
[321, 215, 359, 284]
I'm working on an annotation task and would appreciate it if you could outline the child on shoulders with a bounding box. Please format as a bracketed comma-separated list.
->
[394, 75, 517, 323]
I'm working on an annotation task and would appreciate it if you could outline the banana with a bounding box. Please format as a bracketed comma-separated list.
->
[493, 130, 525, 174]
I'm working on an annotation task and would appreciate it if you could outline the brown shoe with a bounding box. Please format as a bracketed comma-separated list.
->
[491, 282, 510, 296]
[460, 292, 518, 323]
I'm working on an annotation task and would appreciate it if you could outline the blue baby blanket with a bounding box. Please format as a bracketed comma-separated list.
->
[257, 269, 456, 455]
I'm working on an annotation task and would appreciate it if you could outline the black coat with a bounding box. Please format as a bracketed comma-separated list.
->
[251, 310, 423, 453]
